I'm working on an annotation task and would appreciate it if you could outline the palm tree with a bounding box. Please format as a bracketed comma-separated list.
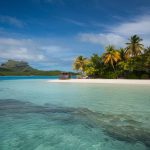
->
[73, 56, 87, 74]
[143, 47, 150, 69]
[119, 48, 128, 61]
[103, 45, 121, 71]
[126, 35, 144, 57]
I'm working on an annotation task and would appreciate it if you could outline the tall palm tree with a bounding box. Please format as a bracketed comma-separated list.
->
[103, 45, 121, 71]
[126, 35, 144, 57]
[73, 56, 87, 74]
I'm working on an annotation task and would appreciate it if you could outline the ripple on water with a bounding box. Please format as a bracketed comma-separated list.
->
[0, 99, 149, 150]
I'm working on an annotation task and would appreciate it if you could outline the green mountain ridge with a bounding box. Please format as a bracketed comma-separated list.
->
[0, 60, 35, 72]
[0, 60, 69, 76]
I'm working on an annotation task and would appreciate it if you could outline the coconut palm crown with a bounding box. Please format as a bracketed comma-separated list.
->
[73, 56, 87, 74]
[126, 35, 144, 57]
[103, 45, 121, 70]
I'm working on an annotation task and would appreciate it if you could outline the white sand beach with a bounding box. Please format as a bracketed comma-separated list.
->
[48, 79, 150, 85]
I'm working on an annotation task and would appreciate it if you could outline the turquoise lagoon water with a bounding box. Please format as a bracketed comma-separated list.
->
[0, 76, 150, 150]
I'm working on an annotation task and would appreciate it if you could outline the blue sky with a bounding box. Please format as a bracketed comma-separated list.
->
[0, 0, 150, 71]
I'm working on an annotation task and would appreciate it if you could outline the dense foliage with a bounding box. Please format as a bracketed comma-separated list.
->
[73, 35, 150, 79]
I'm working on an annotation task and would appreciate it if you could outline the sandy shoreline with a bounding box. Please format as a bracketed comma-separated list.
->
[48, 79, 150, 85]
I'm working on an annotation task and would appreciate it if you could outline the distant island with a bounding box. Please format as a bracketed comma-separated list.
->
[0, 60, 74, 76]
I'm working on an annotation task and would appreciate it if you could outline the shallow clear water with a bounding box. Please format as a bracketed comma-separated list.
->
[0, 77, 150, 150]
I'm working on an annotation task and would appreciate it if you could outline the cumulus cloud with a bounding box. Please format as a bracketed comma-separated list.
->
[1, 48, 45, 61]
[111, 15, 150, 36]
[0, 38, 32, 46]
[41, 45, 65, 53]
[0, 15, 25, 28]
[0, 38, 46, 61]
[79, 33, 126, 47]
[0, 37, 75, 70]
[79, 14, 150, 47]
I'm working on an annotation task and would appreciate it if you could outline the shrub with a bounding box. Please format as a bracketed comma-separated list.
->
[126, 73, 139, 79]
[102, 72, 119, 79]
[141, 74, 149, 79]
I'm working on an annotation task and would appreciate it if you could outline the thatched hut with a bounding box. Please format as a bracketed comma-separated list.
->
[59, 72, 71, 79]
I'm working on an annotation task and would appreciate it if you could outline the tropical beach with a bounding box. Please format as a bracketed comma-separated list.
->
[0, 0, 150, 150]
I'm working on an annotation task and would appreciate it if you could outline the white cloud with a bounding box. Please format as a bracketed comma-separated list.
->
[0, 15, 25, 28]
[0, 37, 75, 70]
[79, 33, 126, 47]
[0, 38, 31, 46]
[111, 15, 150, 36]
[41, 45, 64, 53]
[79, 14, 150, 47]
[0, 38, 48, 61]
[1, 48, 45, 61]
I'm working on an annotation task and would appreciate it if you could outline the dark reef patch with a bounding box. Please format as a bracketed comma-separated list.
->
[0, 99, 150, 148]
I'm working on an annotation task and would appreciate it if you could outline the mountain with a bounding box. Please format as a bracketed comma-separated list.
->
[0, 60, 68, 76]
[0, 60, 34, 72]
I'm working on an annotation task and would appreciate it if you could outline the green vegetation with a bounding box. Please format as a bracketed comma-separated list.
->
[0, 70, 63, 76]
[73, 56, 88, 77]
[73, 35, 150, 79]
[0, 60, 74, 76]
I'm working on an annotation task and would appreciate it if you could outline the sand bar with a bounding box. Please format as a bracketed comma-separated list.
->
[48, 79, 150, 85]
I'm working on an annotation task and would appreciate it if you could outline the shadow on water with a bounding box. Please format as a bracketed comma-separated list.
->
[0, 99, 150, 148]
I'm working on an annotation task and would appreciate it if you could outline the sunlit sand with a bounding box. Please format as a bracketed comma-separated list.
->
[48, 79, 150, 85]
